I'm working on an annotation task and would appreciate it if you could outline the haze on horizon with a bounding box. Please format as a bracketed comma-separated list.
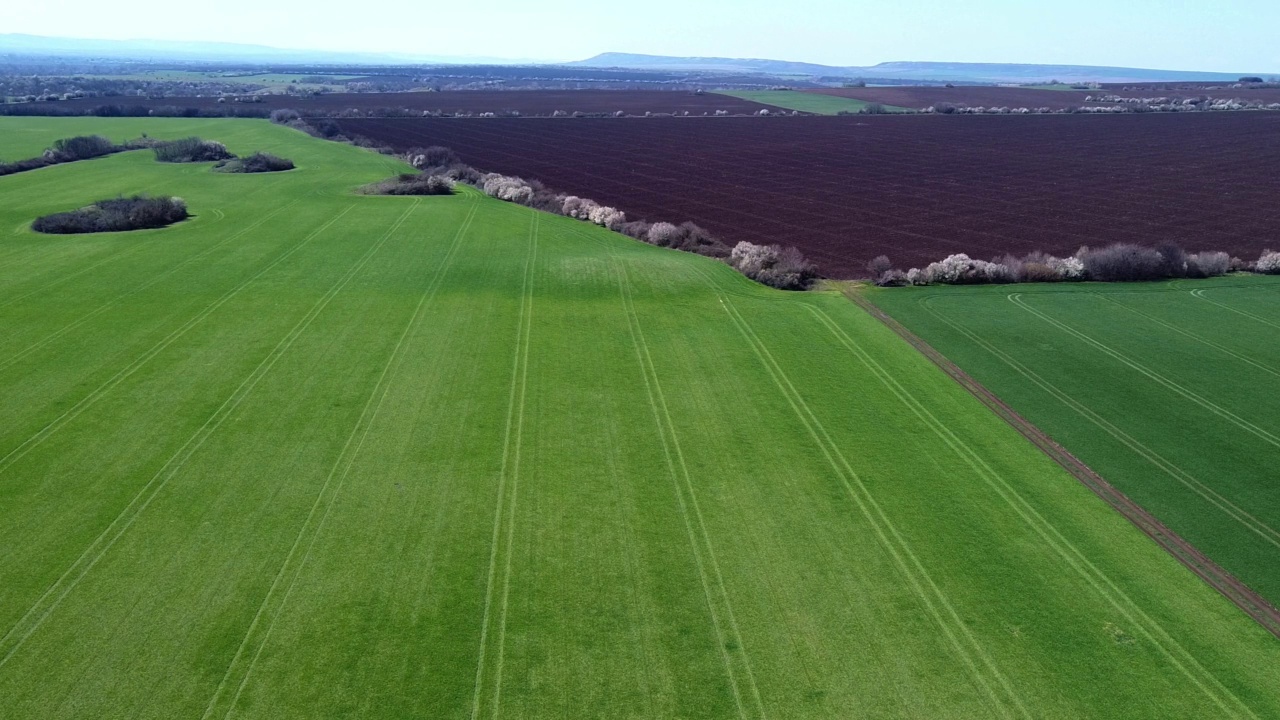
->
[6, 0, 1280, 73]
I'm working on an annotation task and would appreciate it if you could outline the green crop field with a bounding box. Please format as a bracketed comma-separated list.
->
[1, 117, 1278, 718]
[716, 90, 908, 115]
[870, 279, 1280, 610]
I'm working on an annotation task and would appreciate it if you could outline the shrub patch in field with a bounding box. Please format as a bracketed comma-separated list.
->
[358, 172, 454, 196]
[213, 152, 295, 174]
[153, 137, 234, 163]
[31, 195, 189, 234]
[0, 134, 135, 177]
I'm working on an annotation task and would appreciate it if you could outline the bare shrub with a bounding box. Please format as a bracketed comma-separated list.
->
[866, 255, 893, 277]
[438, 163, 481, 185]
[1080, 243, 1166, 281]
[1019, 259, 1059, 283]
[527, 190, 564, 214]
[676, 222, 729, 257]
[269, 108, 301, 124]
[1155, 242, 1189, 278]
[618, 221, 652, 240]
[875, 269, 910, 287]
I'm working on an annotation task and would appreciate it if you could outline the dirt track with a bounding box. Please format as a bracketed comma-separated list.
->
[850, 289, 1280, 640]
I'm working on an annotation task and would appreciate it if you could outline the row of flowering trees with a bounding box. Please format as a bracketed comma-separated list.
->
[401, 147, 817, 290]
[873, 245, 1280, 286]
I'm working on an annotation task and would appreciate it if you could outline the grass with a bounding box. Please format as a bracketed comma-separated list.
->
[869, 278, 1280, 610]
[0, 117, 1278, 718]
[716, 90, 909, 115]
[0, 117, 289, 164]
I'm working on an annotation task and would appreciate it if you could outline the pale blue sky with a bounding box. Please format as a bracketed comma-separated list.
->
[7, 0, 1279, 71]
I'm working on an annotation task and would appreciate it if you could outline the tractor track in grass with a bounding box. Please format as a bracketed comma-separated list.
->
[1090, 293, 1280, 381]
[1190, 288, 1280, 331]
[850, 289, 1280, 641]
[471, 211, 538, 720]
[0, 200, 422, 671]
[203, 198, 474, 720]
[0, 199, 302, 374]
[912, 295, 1280, 554]
[0, 203, 350, 480]
[1008, 293, 1280, 450]
[689, 269, 1024, 719]
[615, 259, 765, 720]
[807, 301, 1250, 717]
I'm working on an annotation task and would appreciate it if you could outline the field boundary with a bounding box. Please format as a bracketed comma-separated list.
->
[849, 289, 1280, 640]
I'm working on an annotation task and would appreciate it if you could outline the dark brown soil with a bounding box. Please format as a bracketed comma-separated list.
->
[335, 113, 1280, 277]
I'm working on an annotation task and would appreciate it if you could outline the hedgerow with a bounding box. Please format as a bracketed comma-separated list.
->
[874, 243, 1266, 287]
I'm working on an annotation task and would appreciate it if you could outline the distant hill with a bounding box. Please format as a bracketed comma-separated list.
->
[570, 53, 1263, 84]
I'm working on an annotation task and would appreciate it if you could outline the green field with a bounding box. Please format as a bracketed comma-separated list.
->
[1, 117, 1279, 718]
[716, 90, 909, 115]
[871, 279, 1280, 609]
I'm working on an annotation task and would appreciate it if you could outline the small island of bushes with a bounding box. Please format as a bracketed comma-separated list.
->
[32, 195, 189, 234]
[359, 172, 455, 196]
[213, 152, 295, 174]
[154, 137, 294, 173]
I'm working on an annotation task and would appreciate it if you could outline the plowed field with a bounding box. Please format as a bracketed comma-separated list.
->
[336, 113, 1280, 277]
